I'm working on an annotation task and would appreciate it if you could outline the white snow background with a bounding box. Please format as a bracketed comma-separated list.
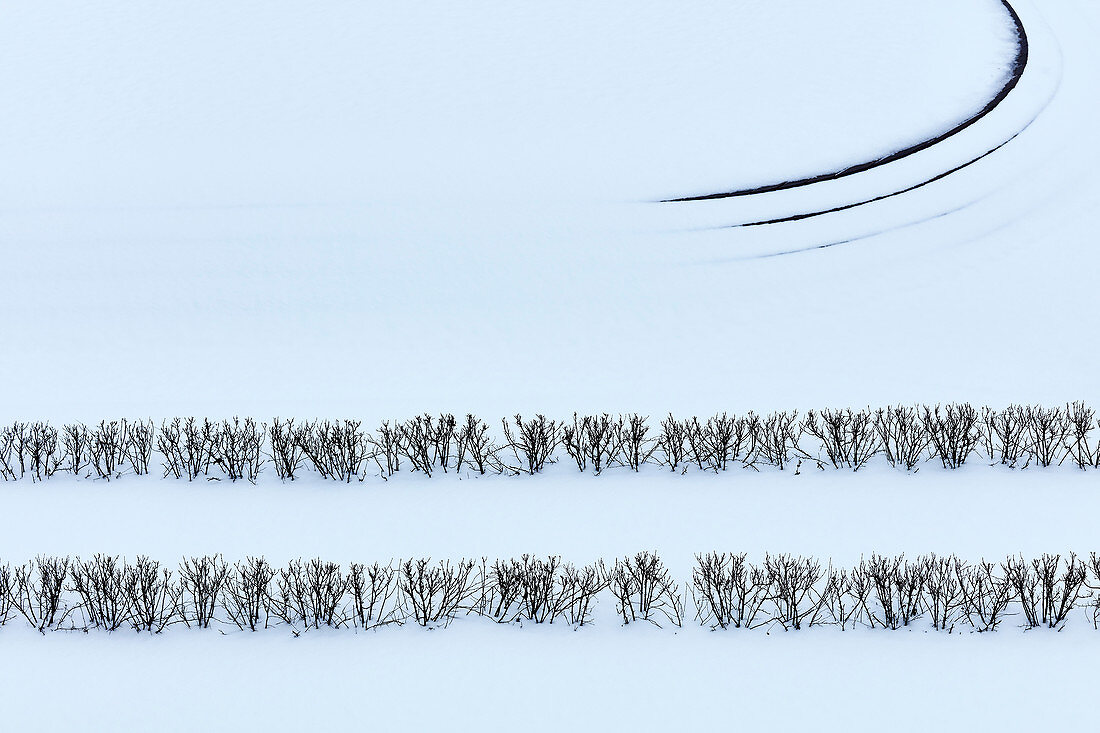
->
[1, 0, 1099, 729]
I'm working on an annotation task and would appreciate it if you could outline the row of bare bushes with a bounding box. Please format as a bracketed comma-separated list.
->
[692, 552, 1099, 632]
[0, 553, 629, 633]
[4, 552, 1100, 634]
[2, 404, 1098, 482]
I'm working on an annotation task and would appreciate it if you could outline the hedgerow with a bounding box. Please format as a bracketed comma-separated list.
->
[0, 403, 1097, 483]
[2, 552, 1100, 634]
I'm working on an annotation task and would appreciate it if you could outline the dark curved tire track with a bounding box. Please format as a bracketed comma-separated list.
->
[744, 200, 986, 260]
[661, 0, 1028, 203]
[730, 127, 1024, 228]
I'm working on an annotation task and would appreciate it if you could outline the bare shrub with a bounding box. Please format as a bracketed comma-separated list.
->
[0, 563, 13, 626]
[477, 558, 606, 627]
[88, 420, 128, 480]
[892, 558, 926, 628]
[979, 405, 1028, 466]
[400, 558, 478, 627]
[562, 414, 622, 474]
[819, 563, 871, 630]
[763, 553, 823, 630]
[61, 423, 92, 476]
[454, 414, 503, 475]
[478, 555, 605, 626]
[921, 554, 964, 631]
[396, 414, 457, 476]
[213, 416, 266, 482]
[1003, 555, 1040, 628]
[561, 415, 591, 473]
[1064, 402, 1098, 469]
[1006, 553, 1087, 629]
[274, 558, 349, 629]
[861, 554, 926, 630]
[684, 414, 753, 472]
[1085, 553, 1100, 629]
[477, 557, 521, 622]
[23, 422, 60, 481]
[178, 555, 229, 628]
[0, 424, 20, 480]
[221, 557, 276, 632]
[127, 556, 178, 633]
[0, 420, 59, 482]
[9, 556, 71, 631]
[656, 415, 688, 471]
[751, 411, 808, 470]
[502, 415, 560, 475]
[1044, 553, 1087, 629]
[295, 420, 370, 482]
[617, 415, 657, 471]
[801, 408, 880, 471]
[957, 560, 1011, 632]
[874, 405, 929, 470]
[480, 555, 561, 624]
[69, 554, 133, 631]
[922, 404, 981, 469]
[1022, 406, 1070, 468]
[395, 415, 433, 476]
[709, 413, 754, 471]
[369, 421, 402, 478]
[125, 419, 155, 475]
[692, 552, 769, 630]
[269, 418, 305, 481]
[347, 562, 403, 629]
[429, 414, 458, 473]
[513, 555, 565, 623]
[555, 562, 608, 627]
[158, 417, 217, 481]
[684, 417, 713, 471]
[606, 551, 684, 628]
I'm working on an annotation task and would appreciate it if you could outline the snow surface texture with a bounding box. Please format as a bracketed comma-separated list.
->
[3, 0, 1100, 730]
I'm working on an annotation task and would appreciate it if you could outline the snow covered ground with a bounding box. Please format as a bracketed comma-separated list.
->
[5, 466, 1100, 731]
[4, 0, 1093, 422]
[3, 467, 1100, 568]
[3, 0, 1100, 729]
[3, 622, 1097, 732]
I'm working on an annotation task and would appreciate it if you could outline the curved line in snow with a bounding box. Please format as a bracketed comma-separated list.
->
[729, 114, 1040, 229]
[660, 0, 1029, 203]
[748, 200, 987, 260]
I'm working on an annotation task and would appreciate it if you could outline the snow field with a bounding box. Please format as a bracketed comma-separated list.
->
[0, 623, 1097, 732]
[2, 0, 1100, 729]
